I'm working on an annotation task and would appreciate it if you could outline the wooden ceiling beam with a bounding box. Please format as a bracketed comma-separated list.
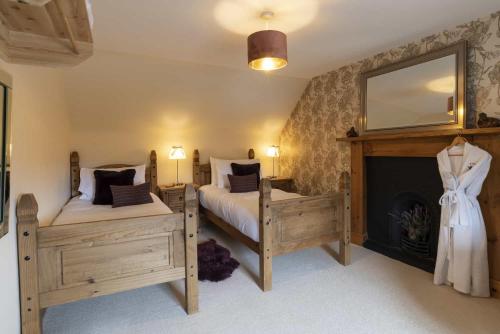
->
[9, 0, 51, 6]
[53, 0, 78, 54]
[0, 0, 92, 65]
[0, 10, 12, 41]
[0, 1, 23, 31]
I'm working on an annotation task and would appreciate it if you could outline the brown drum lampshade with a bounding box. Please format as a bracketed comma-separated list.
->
[247, 30, 287, 71]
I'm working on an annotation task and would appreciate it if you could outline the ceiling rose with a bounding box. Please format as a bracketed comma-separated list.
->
[214, 0, 318, 35]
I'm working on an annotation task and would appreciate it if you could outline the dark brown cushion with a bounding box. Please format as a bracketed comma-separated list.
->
[228, 173, 258, 193]
[231, 163, 260, 186]
[93, 169, 136, 205]
[110, 182, 153, 208]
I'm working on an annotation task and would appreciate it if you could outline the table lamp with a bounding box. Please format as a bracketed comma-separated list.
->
[266, 145, 280, 178]
[169, 146, 186, 185]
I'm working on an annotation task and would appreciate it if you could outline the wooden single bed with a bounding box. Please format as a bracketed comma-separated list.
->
[193, 149, 351, 292]
[16, 151, 198, 334]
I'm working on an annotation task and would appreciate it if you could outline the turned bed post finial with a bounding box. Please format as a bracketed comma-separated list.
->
[16, 193, 39, 223]
[248, 148, 255, 159]
[70, 151, 80, 197]
[150, 150, 158, 194]
[184, 184, 199, 314]
[193, 149, 200, 186]
[16, 194, 42, 334]
[259, 178, 273, 291]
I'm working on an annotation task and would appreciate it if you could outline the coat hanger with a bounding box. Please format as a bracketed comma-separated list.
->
[447, 129, 467, 156]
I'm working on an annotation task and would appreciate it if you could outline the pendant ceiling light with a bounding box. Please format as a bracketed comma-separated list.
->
[247, 11, 288, 71]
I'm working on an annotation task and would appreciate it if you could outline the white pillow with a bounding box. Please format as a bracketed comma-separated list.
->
[213, 158, 260, 189]
[78, 164, 146, 200]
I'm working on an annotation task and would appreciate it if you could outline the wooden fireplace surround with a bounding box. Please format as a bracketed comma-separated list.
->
[338, 127, 500, 297]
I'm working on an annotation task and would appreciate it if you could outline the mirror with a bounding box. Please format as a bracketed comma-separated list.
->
[0, 74, 11, 240]
[360, 41, 466, 134]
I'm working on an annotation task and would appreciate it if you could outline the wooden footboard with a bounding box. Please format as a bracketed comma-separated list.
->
[258, 172, 351, 291]
[192, 148, 351, 292]
[16, 185, 198, 334]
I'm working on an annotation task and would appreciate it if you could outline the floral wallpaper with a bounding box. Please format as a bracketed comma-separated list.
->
[280, 10, 500, 195]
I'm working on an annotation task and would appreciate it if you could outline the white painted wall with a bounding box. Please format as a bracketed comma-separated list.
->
[0, 49, 304, 332]
[63, 50, 308, 184]
[0, 61, 71, 334]
[0, 49, 306, 333]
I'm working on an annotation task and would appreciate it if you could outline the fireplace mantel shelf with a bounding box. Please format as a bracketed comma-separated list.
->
[336, 127, 500, 142]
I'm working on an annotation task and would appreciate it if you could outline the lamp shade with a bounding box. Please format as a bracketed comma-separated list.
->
[169, 146, 186, 160]
[248, 30, 287, 71]
[266, 145, 280, 157]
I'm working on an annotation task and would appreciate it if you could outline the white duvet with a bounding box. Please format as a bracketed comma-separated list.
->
[46, 193, 172, 227]
[199, 185, 302, 242]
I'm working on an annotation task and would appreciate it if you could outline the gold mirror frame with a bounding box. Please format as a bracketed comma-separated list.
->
[360, 40, 467, 135]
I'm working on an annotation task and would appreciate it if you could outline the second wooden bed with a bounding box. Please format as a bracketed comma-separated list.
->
[193, 149, 351, 291]
[17, 151, 198, 334]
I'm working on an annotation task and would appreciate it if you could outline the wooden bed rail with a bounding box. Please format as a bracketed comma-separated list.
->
[17, 194, 42, 334]
[258, 172, 352, 291]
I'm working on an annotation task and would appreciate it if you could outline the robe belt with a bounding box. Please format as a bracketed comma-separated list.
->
[439, 188, 474, 227]
[439, 188, 475, 261]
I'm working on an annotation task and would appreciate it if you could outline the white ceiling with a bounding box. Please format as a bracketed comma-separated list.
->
[92, 0, 499, 79]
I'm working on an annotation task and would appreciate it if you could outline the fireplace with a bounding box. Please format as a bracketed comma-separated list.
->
[339, 130, 500, 297]
[364, 157, 442, 273]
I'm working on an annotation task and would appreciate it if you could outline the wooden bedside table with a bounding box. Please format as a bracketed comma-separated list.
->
[159, 184, 185, 213]
[267, 177, 294, 192]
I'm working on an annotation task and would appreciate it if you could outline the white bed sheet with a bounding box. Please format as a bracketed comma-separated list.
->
[46, 193, 172, 227]
[198, 185, 302, 242]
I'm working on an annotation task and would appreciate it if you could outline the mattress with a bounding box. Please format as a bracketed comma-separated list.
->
[45, 193, 172, 227]
[198, 185, 302, 242]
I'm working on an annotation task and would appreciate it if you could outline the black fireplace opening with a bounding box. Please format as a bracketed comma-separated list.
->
[364, 157, 442, 273]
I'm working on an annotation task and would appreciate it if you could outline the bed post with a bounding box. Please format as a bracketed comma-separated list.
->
[193, 149, 200, 186]
[150, 150, 158, 195]
[248, 148, 255, 159]
[70, 151, 80, 198]
[184, 184, 199, 314]
[259, 179, 273, 291]
[17, 194, 42, 334]
[339, 172, 351, 265]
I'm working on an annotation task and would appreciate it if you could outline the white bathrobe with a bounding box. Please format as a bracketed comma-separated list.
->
[435, 142, 491, 297]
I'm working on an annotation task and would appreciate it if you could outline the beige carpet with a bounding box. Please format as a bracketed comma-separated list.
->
[43, 224, 500, 334]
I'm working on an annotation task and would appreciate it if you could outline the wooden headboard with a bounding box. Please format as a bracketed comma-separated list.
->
[193, 149, 255, 187]
[70, 150, 158, 197]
